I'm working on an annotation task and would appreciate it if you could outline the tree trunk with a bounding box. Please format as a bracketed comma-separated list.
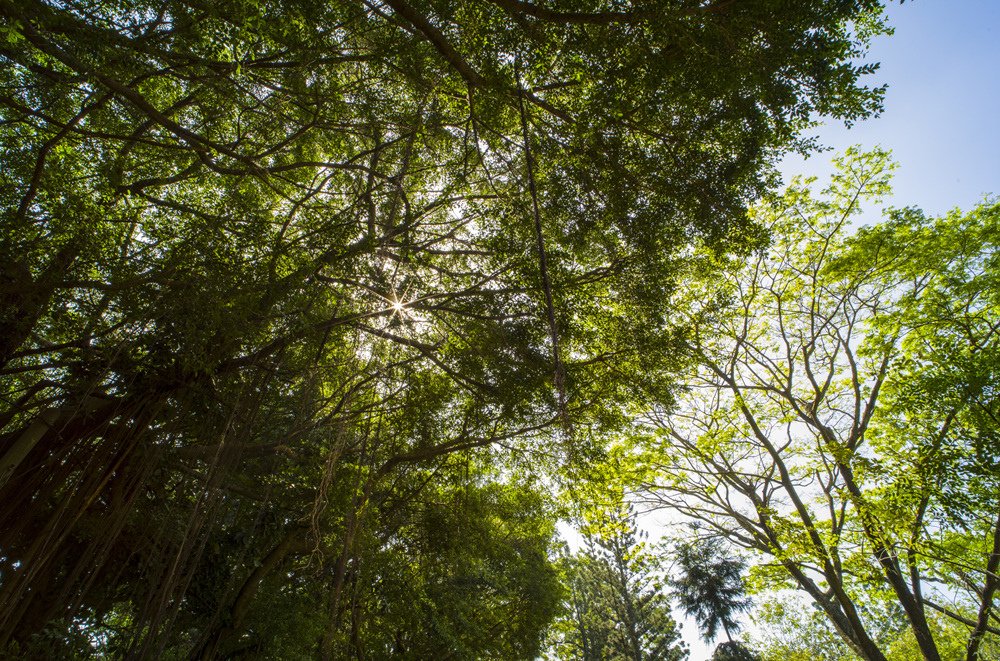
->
[966, 509, 1000, 661]
[0, 244, 79, 369]
[193, 528, 309, 661]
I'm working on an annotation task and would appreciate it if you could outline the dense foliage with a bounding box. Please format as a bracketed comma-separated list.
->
[0, 0, 907, 658]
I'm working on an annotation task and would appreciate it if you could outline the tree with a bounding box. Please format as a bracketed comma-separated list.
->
[749, 593, 904, 661]
[668, 535, 751, 643]
[750, 595, 992, 661]
[329, 476, 564, 660]
[635, 148, 1000, 660]
[551, 501, 686, 661]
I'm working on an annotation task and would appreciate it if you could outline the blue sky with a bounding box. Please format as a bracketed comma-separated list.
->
[780, 0, 1000, 217]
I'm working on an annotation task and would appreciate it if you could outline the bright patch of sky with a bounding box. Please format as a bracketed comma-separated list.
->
[780, 0, 1000, 218]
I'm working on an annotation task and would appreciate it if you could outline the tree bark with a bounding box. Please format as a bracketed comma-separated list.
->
[967, 509, 1000, 661]
[193, 528, 310, 661]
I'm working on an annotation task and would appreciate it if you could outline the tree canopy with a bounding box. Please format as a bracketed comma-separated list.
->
[0, 0, 914, 658]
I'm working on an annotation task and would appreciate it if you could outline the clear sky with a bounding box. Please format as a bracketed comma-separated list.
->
[684, 2, 1000, 658]
[780, 0, 1000, 218]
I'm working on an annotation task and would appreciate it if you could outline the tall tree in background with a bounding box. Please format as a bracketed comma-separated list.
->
[551, 501, 686, 661]
[0, 0, 893, 655]
[635, 149, 1000, 660]
[668, 536, 751, 643]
